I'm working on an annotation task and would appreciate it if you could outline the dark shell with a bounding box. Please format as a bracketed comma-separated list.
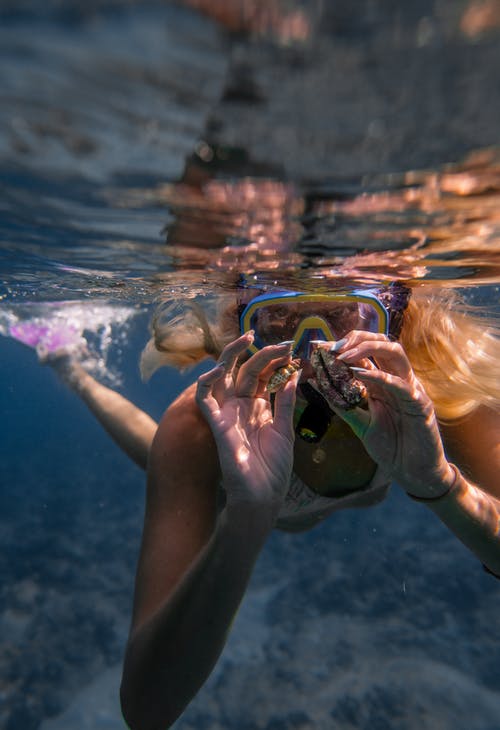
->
[310, 347, 367, 410]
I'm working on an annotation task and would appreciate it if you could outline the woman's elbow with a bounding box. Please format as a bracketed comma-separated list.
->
[120, 671, 182, 730]
[120, 675, 151, 730]
[120, 681, 141, 730]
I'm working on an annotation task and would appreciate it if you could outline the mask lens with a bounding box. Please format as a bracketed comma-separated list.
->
[251, 303, 300, 345]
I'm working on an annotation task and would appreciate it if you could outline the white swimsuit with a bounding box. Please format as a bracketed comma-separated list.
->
[276, 469, 391, 532]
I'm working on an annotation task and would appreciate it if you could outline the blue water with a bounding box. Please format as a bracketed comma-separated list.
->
[1, 2, 500, 729]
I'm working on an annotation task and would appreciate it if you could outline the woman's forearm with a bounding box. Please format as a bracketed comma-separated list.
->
[412, 469, 500, 576]
[120, 504, 272, 730]
[61, 363, 157, 470]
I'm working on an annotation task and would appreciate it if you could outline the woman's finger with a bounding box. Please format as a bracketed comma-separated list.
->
[218, 331, 255, 376]
[212, 331, 254, 400]
[236, 342, 294, 397]
[313, 342, 376, 371]
[332, 330, 391, 352]
[348, 367, 432, 416]
[336, 339, 412, 380]
[195, 364, 226, 420]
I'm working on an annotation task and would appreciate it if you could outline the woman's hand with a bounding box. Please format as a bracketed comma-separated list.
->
[196, 333, 299, 523]
[318, 331, 456, 498]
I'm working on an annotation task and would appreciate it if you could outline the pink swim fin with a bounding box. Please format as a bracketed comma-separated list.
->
[9, 320, 83, 357]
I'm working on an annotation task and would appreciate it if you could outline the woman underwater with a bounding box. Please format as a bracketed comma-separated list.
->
[34, 278, 499, 728]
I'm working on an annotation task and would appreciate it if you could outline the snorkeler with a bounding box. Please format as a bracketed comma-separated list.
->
[115, 280, 500, 729]
[5, 279, 498, 727]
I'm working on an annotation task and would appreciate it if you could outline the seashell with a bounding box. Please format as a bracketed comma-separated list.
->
[310, 346, 367, 410]
[266, 358, 302, 393]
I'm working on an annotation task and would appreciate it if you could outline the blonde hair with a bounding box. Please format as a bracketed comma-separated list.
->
[400, 287, 500, 421]
[141, 286, 500, 422]
[140, 295, 238, 380]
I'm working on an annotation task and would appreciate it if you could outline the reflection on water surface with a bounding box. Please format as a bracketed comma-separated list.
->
[3, 145, 500, 303]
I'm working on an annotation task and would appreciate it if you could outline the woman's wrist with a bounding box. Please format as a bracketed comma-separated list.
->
[405, 462, 460, 503]
[409, 468, 500, 577]
[221, 497, 278, 541]
[222, 471, 288, 531]
[215, 478, 287, 537]
[50, 356, 89, 390]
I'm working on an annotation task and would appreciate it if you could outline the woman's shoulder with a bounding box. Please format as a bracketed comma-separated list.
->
[151, 382, 213, 457]
[157, 382, 206, 433]
[148, 381, 219, 489]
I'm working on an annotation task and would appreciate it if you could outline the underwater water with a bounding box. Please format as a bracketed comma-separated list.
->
[1, 1, 500, 728]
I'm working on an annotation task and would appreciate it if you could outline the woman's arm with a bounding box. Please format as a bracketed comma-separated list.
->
[120, 389, 271, 730]
[51, 357, 157, 470]
[417, 469, 500, 577]
[120, 335, 298, 730]
[428, 406, 500, 576]
[320, 332, 500, 576]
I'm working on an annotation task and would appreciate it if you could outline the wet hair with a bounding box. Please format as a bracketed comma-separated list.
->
[399, 288, 500, 420]
[139, 295, 237, 379]
[141, 285, 500, 422]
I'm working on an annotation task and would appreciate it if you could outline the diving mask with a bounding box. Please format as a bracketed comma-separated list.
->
[239, 289, 389, 357]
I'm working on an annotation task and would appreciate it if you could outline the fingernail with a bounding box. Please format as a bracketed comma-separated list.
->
[336, 349, 352, 360]
[349, 366, 369, 373]
[278, 340, 295, 347]
[330, 338, 347, 352]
